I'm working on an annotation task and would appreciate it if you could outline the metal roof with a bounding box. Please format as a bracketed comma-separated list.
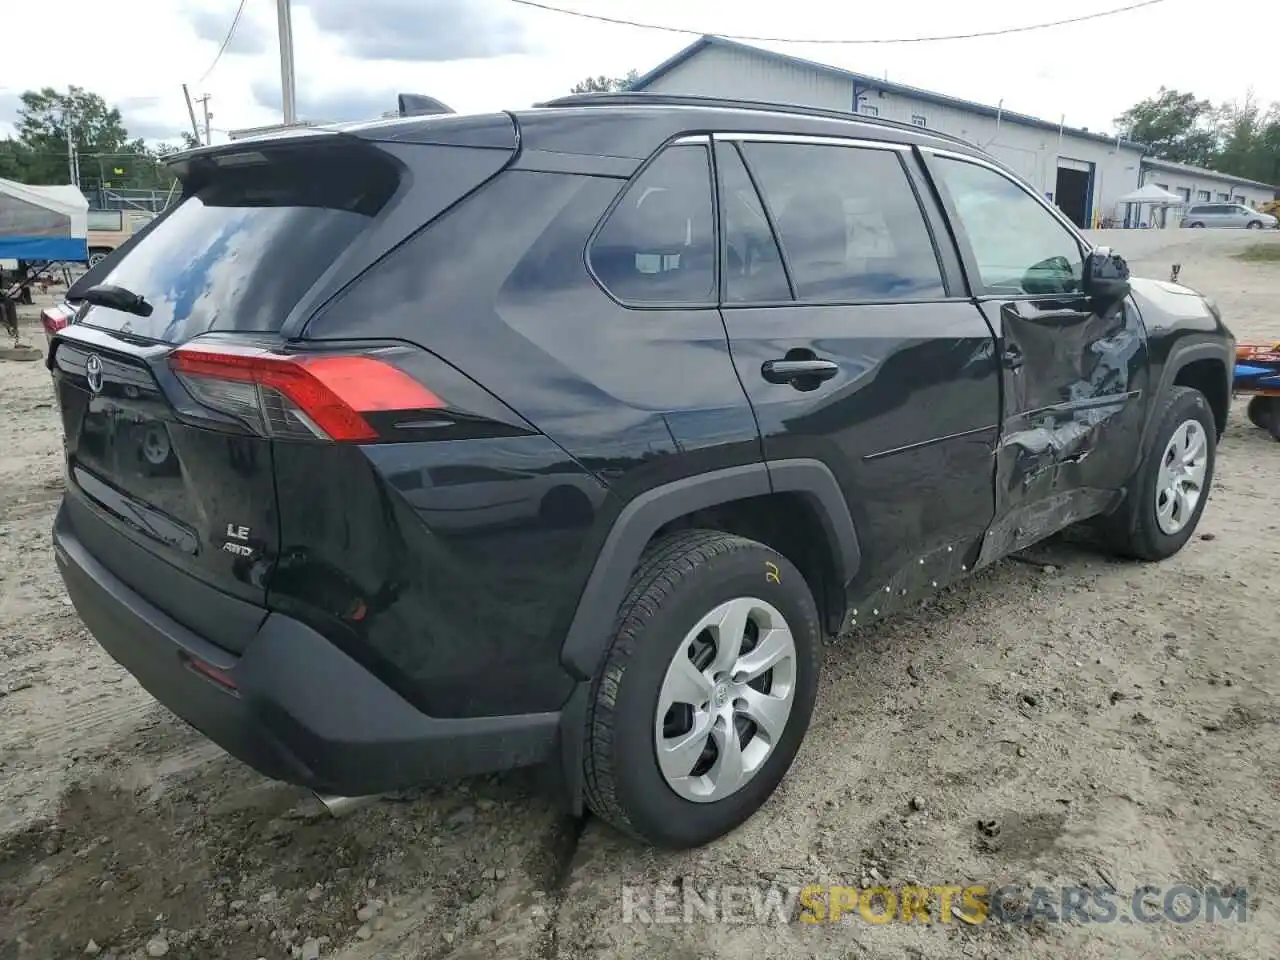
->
[630, 35, 1145, 151]
[1139, 156, 1276, 192]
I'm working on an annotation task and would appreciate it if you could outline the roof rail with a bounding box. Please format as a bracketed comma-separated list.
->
[536, 91, 978, 151]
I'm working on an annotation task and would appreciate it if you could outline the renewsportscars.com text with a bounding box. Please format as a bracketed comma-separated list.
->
[620, 882, 1249, 926]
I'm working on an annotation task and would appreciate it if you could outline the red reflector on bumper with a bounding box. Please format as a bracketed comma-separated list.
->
[186, 656, 238, 692]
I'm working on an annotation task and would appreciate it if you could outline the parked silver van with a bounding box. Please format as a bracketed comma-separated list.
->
[1180, 203, 1277, 229]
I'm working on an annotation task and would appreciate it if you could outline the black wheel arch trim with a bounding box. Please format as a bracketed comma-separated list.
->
[558, 459, 861, 682]
[1149, 340, 1233, 447]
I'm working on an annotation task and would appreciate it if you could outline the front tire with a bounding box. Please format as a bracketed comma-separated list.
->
[1247, 221, 1263, 230]
[1103, 386, 1216, 560]
[582, 529, 821, 848]
[1188, 222, 1205, 229]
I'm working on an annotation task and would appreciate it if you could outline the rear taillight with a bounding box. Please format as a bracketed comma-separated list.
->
[40, 304, 74, 336]
[169, 343, 443, 442]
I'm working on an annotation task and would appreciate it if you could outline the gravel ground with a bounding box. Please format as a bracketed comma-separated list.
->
[2, 229, 1278, 960]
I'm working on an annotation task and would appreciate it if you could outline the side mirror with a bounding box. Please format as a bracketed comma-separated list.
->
[1083, 246, 1131, 302]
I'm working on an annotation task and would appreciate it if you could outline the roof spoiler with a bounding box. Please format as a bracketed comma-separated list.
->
[397, 94, 455, 118]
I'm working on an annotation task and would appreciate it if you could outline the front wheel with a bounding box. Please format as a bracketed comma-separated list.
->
[1101, 386, 1216, 560]
[1247, 221, 1263, 230]
[1188, 222, 1205, 229]
[583, 530, 821, 848]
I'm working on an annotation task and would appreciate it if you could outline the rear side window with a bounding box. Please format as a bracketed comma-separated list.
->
[740, 142, 945, 302]
[81, 143, 399, 343]
[589, 145, 716, 304]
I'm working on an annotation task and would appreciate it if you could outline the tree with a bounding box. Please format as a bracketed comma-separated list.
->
[1116, 86, 1280, 184]
[0, 139, 34, 181]
[1115, 88, 1218, 167]
[570, 69, 640, 94]
[15, 86, 133, 186]
[1213, 95, 1280, 186]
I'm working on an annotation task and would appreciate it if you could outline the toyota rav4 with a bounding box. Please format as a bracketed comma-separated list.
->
[50, 93, 1234, 849]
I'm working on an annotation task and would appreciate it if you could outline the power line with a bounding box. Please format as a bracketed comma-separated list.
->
[197, 0, 251, 83]
[509, 0, 1171, 44]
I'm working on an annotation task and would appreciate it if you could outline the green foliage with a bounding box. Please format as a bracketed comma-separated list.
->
[570, 69, 640, 94]
[3, 85, 181, 191]
[1237, 242, 1280, 263]
[0, 138, 35, 181]
[1117, 88, 1280, 184]
[1116, 88, 1218, 167]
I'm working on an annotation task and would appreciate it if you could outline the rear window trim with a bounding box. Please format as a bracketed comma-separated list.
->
[584, 133, 723, 313]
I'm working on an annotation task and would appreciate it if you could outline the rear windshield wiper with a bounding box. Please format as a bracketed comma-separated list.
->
[81, 283, 154, 318]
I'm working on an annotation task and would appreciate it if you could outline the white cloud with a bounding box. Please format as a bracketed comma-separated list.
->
[0, 0, 1271, 148]
[296, 0, 529, 62]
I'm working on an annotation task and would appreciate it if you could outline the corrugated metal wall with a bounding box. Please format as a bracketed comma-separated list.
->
[643, 45, 851, 111]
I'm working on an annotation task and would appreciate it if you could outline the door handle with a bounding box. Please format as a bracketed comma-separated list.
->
[1001, 343, 1025, 370]
[761, 358, 839, 386]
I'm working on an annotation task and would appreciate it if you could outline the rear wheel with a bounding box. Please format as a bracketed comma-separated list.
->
[1101, 386, 1216, 560]
[583, 530, 821, 848]
[1188, 222, 1205, 228]
[87, 248, 111, 267]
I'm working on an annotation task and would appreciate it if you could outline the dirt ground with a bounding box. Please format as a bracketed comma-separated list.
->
[3, 229, 1279, 960]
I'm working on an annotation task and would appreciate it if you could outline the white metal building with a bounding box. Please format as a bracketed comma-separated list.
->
[629, 36, 1274, 229]
[1138, 157, 1275, 211]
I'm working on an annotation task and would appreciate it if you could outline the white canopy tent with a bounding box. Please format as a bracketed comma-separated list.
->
[0, 178, 89, 262]
[1114, 183, 1184, 229]
[1115, 183, 1183, 205]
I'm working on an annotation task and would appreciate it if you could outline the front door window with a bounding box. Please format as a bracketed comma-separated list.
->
[931, 157, 1084, 296]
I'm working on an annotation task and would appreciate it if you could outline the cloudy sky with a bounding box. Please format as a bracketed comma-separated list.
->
[0, 0, 1273, 146]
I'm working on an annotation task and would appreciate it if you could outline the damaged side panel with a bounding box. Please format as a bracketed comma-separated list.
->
[977, 295, 1150, 566]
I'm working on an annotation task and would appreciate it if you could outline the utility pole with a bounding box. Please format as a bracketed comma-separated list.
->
[276, 0, 297, 124]
[195, 93, 213, 146]
[63, 107, 77, 187]
[182, 84, 203, 145]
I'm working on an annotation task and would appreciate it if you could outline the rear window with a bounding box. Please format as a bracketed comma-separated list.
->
[81, 142, 399, 343]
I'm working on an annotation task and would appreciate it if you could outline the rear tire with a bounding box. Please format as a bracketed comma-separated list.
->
[87, 249, 111, 268]
[582, 529, 821, 848]
[1188, 222, 1205, 229]
[1101, 386, 1216, 560]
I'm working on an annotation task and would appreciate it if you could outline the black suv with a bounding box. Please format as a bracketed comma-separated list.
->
[51, 93, 1234, 849]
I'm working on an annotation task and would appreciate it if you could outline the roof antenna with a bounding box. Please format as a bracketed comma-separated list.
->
[397, 94, 455, 118]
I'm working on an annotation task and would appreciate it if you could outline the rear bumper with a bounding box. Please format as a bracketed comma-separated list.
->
[53, 501, 560, 796]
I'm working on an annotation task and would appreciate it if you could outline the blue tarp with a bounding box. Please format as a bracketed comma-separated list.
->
[0, 178, 89, 263]
[0, 236, 88, 261]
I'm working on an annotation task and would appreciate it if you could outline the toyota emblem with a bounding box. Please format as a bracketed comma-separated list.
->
[85, 353, 104, 394]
